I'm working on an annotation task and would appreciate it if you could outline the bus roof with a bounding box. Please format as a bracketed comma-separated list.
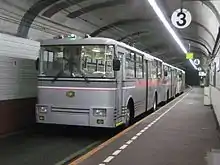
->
[163, 62, 185, 73]
[163, 62, 175, 68]
[41, 37, 155, 61]
[41, 37, 182, 71]
[41, 37, 119, 46]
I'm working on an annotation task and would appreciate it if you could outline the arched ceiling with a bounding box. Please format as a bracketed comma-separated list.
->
[1, 0, 220, 69]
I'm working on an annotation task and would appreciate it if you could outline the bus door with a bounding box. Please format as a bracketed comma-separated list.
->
[145, 60, 148, 110]
[117, 51, 124, 119]
[169, 67, 172, 97]
[171, 69, 177, 97]
[163, 65, 170, 100]
[171, 68, 174, 97]
[147, 60, 154, 110]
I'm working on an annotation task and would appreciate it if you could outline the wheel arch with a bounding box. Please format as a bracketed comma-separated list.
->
[125, 95, 135, 117]
[153, 90, 158, 103]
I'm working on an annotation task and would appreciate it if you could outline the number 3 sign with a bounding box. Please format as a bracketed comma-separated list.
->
[171, 8, 192, 29]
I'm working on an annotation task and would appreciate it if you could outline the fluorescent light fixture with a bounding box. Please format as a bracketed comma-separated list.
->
[92, 48, 101, 53]
[189, 59, 198, 70]
[148, 0, 198, 70]
[105, 52, 112, 55]
[199, 71, 207, 77]
[197, 67, 202, 71]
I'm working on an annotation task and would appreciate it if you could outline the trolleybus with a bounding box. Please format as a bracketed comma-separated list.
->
[35, 36, 185, 128]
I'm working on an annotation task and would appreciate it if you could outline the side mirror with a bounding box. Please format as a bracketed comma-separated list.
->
[35, 58, 39, 71]
[164, 71, 168, 77]
[113, 58, 121, 71]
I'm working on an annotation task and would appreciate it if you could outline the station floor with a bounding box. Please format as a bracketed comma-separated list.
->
[73, 88, 220, 165]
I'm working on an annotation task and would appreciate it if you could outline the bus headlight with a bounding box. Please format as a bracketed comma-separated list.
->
[37, 106, 48, 113]
[93, 108, 107, 117]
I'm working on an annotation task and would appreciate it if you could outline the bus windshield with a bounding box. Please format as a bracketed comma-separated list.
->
[39, 45, 115, 79]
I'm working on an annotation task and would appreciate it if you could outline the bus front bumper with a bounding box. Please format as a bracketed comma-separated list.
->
[36, 105, 116, 128]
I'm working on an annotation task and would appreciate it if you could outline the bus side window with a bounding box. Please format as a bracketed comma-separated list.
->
[157, 61, 162, 79]
[151, 60, 157, 79]
[125, 51, 135, 79]
[163, 65, 168, 77]
[168, 67, 171, 78]
[148, 61, 152, 79]
[136, 54, 144, 78]
[43, 51, 54, 70]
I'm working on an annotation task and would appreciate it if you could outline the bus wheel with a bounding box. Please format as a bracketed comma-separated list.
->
[124, 107, 131, 127]
[125, 101, 134, 127]
[153, 96, 157, 111]
[166, 91, 169, 103]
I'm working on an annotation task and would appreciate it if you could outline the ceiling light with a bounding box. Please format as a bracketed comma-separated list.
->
[92, 48, 101, 53]
[148, 0, 198, 70]
[189, 59, 198, 70]
[105, 52, 112, 55]
[197, 67, 202, 71]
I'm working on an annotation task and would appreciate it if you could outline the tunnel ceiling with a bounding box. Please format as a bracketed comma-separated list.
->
[1, 0, 220, 69]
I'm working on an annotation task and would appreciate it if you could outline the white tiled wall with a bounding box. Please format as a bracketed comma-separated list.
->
[0, 33, 40, 100]
[211, 87, 220, 125]
[210, 50, 220, 125]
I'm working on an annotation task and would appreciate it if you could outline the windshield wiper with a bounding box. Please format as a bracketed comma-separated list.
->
[52, 63, 89, 83]
[78, 70, 89, 83]
[51, 63, 68, 83]
[70, 60, 89, 83]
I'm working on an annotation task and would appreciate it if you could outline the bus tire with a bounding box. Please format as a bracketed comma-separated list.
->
[166, 91, 169, 102]
[173, 88, 176, 98]
[125, 100, 134, 127]
[153, 95, 157, 111]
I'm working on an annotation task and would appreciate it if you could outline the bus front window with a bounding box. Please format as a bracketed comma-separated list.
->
[39, 45, 115, 79]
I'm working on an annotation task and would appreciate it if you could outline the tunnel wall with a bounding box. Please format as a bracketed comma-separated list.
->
[210, 87, 220, 125]
[0, 1, 84, 41]
[185, 68, 200, 86]
[210, 54, 220, 126]
[0, 33, 39, 135]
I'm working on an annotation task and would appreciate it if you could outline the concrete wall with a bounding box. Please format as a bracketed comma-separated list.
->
[185, 67, 200, 86]
[210, 87, 220, 125]
[0, 0, 85, 40]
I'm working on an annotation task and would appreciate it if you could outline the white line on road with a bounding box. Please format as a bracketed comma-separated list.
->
[119, 145, 128, 150]
[136, 132, 142, 136]
[112, 150, 121, 156]
[99, 91, 190, 165]
[131, 136, 138, 140]
[103, 156, 114, 163]
[126, 140, 133, 145]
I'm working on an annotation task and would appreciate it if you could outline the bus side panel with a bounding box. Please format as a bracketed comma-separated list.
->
[161, 76, 169, 101]
[181, 73, 186, 92]
[171, 69, 174, 97]
[167, 67, 172, 100]
[176, 72, 182, 94]
[147, 61, 156, 110]
[171, 69, 177, 97]
[123, 79, 146, 117]
[162, 65, 172, 101]
[120, 47, 148, 118]
[157, 80, 165, 104]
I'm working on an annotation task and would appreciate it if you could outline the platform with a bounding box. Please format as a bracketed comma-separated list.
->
[72, 88, 220, 165]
